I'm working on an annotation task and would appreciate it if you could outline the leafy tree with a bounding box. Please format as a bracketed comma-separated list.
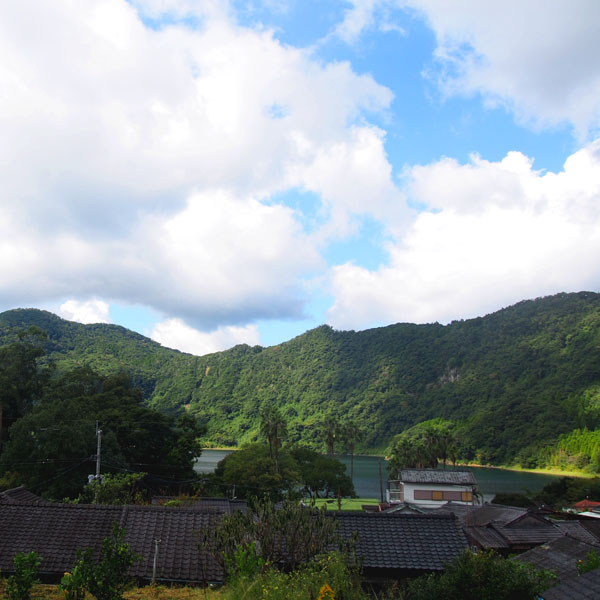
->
[0, 367, 201, 498]
[199, 497, 345, 573]
[289, 445, 355, 499]
[6, 551, 41, 600]
[0, 327, 48, 451]
[75, 523, 139, 600]
[321, 414, 340, 456]
[400, 550, 556, 600]
[341, 420, 363, 482]
[76, 472, 146, 505]
[214, 443, 301, 502]
[259, 401, 287, 472]
[388, 419, 458, 476]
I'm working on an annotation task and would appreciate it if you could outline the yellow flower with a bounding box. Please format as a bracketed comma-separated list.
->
[318, 582, 335, 600]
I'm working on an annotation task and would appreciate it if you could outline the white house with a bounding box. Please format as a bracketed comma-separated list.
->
[387, 469, 478, 508]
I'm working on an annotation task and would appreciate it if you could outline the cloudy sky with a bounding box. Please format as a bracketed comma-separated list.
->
[2, 0, 600, 355]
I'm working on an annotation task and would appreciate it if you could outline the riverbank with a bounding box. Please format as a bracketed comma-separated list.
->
[456, 461, 596, 479]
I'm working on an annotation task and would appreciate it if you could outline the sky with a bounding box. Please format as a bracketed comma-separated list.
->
[2, 0, 600, 355]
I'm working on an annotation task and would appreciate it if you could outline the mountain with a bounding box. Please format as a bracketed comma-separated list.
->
[2, 291, 600, 464]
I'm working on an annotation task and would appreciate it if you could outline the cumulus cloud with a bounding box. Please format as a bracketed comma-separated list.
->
[151, 317, 260, 355]
[328, 140, 600, 329]
[410, 0, 600, 136]
[0, 0, 399, 333]
[330, 1, 600, 135]
[59, 299, 111, 324]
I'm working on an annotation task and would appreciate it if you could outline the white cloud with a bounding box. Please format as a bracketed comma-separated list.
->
[59, 299, 112, 324]
[330, 1, 600, 135]
[408, 0, 600, 136]
[328, 140, 600, 329]
[151, 317, 260, 355]
[0, 0, 399, 330]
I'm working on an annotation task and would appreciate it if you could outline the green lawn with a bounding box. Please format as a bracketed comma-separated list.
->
[310, 498, 380, 511]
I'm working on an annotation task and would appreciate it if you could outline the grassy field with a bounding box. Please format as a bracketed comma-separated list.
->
[311, 497, 380, 511]
[0, 583, 225, 599]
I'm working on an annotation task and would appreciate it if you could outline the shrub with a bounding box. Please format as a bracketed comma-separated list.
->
[577, 550, 600, 574]
[6, 551, 41, 600]
[75, 523, 140, 600]
[400, 550, 556, 600]
[59, 564, 86, 600]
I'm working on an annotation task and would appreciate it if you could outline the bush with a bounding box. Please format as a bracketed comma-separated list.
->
[74, 523, 140, 600]
[6, 551, 41, 600]
[400, 550, 556, 600]
[222, 551, 367, 600]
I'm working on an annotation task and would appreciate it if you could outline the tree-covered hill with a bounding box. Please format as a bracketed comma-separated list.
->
[2, 291, 600, 464]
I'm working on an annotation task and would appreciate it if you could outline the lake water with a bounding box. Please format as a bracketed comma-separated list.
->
[195, 450, 560, 501]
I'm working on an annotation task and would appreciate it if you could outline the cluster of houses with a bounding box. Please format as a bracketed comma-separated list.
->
[2, 469, 600, 598]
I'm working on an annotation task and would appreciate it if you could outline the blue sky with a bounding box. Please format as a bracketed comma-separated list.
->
[1, 1, 600, 354]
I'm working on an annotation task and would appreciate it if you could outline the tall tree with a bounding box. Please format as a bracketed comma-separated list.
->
[341, 420, 363, 482]
[0, 327, 48, 452]
[259, 402, 287, 472]
[321, 414, 340, 456]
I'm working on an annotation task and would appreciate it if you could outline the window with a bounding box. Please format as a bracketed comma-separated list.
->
[413, 489, 474, 502]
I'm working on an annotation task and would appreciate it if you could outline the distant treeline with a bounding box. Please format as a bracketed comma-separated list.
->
[3, 291, 600, 468]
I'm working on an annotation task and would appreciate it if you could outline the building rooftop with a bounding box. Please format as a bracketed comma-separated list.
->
[398, 469, 476, 486]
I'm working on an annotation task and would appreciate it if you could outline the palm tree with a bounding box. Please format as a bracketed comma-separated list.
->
[321, 414, 339, 456]
[342, 420, 363, 483]
[259, 402, 287, 472]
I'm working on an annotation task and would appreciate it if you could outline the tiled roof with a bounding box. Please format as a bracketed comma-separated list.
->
[541, 566, 600, 600]
[0, 502, 224, 584]
[0, 486, 49, 504]
[462, 504, 526, 527]
[554, 521, 600, 546]
[493, 524, 562, 546]
[399, 469, 476, 485]
[516, 535, 600, 581]
[464, 526, 510, 549]
[334, 512, 468, 572]
[0, 502, 470, 583]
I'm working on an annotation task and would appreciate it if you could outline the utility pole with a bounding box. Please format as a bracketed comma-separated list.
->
[95, 422, 102, 504]
[95, 421, 102, 480]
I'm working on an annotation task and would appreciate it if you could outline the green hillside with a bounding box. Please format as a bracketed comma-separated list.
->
[2, 291, 600, 465]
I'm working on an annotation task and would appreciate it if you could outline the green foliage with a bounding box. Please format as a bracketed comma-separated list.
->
[74, 523, 139, 600]
[59, 564, 86, 600]
[214, 444, 301, 502]
[388, 419, 457, 475]
[4, 292, 600, 467]
[0, 366, 202, 499]
[0, 327, 48, 451]
[6, 551, 41, 600]
[533, 476, 600, 508]
[490, 493, 535, 508]
[76, 472, 146, 505]
[289, 446, 355, 498]
[221, 551, 366, 600]
[199, 498, 346, 573]
[400, 550, 556, 600]
[577, 550, 600, 575]
[224, 542, 266, 582]
[212, 444, 355, 501]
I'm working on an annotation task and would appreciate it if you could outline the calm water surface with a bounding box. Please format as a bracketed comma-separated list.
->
[195, 450, 560, 500]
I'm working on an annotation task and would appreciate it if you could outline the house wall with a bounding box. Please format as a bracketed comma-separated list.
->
[399, 483, 474, 507]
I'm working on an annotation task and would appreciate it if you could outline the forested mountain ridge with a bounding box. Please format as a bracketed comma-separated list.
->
[2, 291, 600, 465]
